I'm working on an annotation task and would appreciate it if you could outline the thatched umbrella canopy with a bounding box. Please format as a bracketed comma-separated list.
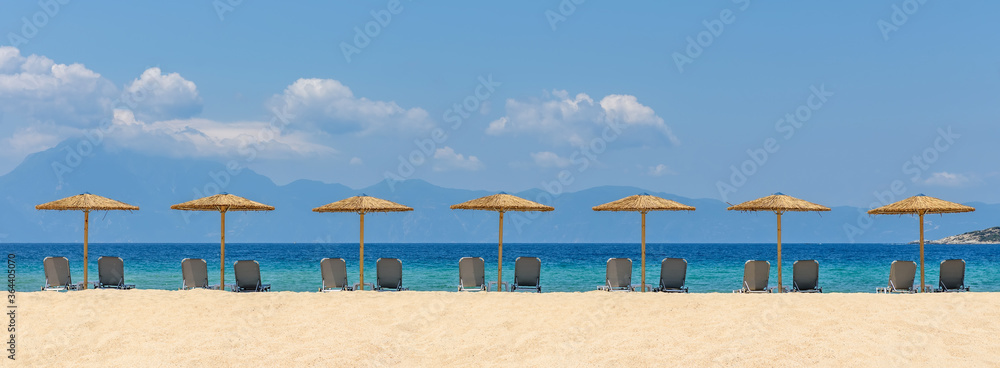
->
[868, 194, 975, 292]
[36, 193, 139, 289]
[593, 194, 695, 292]
[451, 193, 554, 288]
[171, 193, 274, 288]
[727, 193, 830, 293]
[313, 195, 413, 290]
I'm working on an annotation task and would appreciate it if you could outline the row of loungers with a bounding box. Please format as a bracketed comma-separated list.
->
[40, 256, 972, 293]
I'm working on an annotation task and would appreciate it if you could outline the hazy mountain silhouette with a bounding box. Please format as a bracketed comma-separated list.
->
[0, 139, 993, 244]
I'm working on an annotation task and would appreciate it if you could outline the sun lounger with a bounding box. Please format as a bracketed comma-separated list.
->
[653, 258, 688, 293]
[458, 257, 488, 291]
[41, 256, 84, 291]
[181, 258, 221, 290]
[510, 257, 541, 293]
[734, 260, 772, 293]
[375, 258, 408, 291]
[876, 260, 917, 293]
[791, 260, 822, 293]
[598, 258, 634, 292]
[94, 256, 135, 289]
[320, 258, 354, 292]
[935, 259, 969, 292]
[232, 260, 271, 292]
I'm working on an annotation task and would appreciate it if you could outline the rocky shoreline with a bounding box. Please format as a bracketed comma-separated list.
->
[913, 226, 1000, 244]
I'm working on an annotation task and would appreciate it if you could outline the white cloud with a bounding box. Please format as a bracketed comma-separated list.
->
[0, 46, 116, 126]
[269, 78, 432, 135]
[486, 89, 678, 147]
[104, 109, 335, 159]
[433, 147, 484, 171]
[349, 157, 363, 165]
[924, 172, 972, 187]
[486, 116, 507, 135]
[125, 67, 203, 121]
[601, 94, 679, 145]
[530, 151, 571, 168]
[647, 164, 674, 176]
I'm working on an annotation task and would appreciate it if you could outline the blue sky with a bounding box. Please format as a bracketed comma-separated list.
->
[1, 1, 998, 207]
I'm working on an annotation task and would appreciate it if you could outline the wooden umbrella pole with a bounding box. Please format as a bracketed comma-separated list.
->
[220, 209, 227, 289]
[498, 211, 504, 288]
[919, 211, 925, 292]
[776, 211, 783, 293]
[641, 211, 646, 292]
[360, 212, 365, 291]
[83, 210, 89, 289]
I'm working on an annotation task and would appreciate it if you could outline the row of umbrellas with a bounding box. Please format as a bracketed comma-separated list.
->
[35, 192, 974, 292]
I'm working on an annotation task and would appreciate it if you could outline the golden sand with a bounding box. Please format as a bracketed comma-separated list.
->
[11, 290, 1000, 367]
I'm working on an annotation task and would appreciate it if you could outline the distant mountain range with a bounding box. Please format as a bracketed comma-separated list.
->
[918, 226, 1000, 244]
[1, 139, 996, 244]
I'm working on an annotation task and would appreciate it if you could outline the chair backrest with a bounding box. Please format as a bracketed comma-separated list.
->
[321, 258, 349, 289]
[889, 260, 917, 291]
[458, 257, 485, 288]
[743, 260, 770, 291]
[939, 259, 966, 290]
[606, 258, 632, 288]
[234, 260, 262, 290]
[659, 258, 687, 289]
[43, 256, 72, 288]
[377, 258, 403, 289]
[182, 258, 209, 288]
[792, 260, 819, 291]
[98, 256, 125, 287]
[514, 257, 541, 287]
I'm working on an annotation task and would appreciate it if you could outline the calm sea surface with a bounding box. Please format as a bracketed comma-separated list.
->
[5, 243, 999, 293]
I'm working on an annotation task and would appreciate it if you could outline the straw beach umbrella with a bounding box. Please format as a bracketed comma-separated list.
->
[593, 194, 695, 292]
[312, 195, 413, 290]
[171, 193, 274, 288]
[868, 194, 974, 292]
[727, 193, 830, 293]
[451, 193, 554, 288]
[35, 193, 139, 289]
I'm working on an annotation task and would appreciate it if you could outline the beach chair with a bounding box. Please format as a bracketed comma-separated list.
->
[458, 257, 488, 291]
[510, 257, 541, 293]
[180, 258, 221, 290]
[41, 256, 84, 291]
[598, 258, 634, 292]
[232, 260, 271, 292]
[935, 259, 969, 292]
[375, 258, 407, 291]
[734, 260, 771, 293]
[653, 258, 688, 293]
[94, 256, 135, 289]
[320, 258, 354, 292]
[876, 260, 917, 293]
[791, 260, 822, 293]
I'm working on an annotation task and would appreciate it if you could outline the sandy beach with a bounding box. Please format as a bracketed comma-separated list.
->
[10, 290, 1000, 367]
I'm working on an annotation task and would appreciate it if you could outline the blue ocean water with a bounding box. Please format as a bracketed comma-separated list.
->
[5, 243, 999, 293]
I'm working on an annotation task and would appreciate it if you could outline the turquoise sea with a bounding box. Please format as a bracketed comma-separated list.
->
[6, 243, 999, 293]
